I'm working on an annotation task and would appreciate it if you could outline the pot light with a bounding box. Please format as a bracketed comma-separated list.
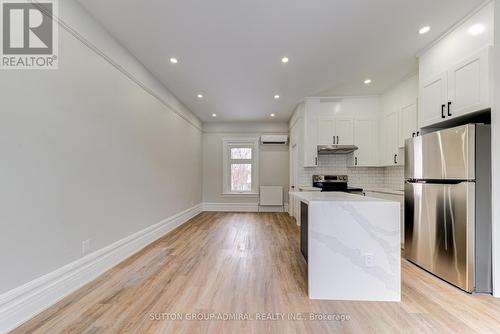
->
[169, 57, 178, 64]
[364, 79, 372, 85]
[274, 95, 280, 99]
[281, 57, 289, 64]
[419, 26, 431, 35]
[469, 24, 485, 36]
[270, 113, 276, 117]
[212, 113, 217, 117]
[197, 94, 204, 99]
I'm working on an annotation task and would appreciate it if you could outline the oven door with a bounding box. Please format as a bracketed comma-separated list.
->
[404, 180, 475, 292]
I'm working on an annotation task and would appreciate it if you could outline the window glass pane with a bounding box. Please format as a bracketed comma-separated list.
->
[231, 147, 252, 160]
[231, 164, 252, 191]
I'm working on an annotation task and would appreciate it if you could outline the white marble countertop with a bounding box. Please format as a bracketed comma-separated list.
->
[364, 188, 404, 196]
[290, 190, 401, 302]
[290, 191, 397, 204]
[297, 186, 322, 192]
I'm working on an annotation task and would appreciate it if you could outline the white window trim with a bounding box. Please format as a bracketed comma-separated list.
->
[222, 138, 260, 196]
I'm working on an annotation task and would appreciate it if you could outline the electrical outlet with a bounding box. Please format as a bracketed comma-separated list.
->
[82, 239, 91, 256]
[364, 253, 375, 267]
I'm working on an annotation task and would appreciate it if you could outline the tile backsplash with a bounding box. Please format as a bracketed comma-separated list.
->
[299, 155, 404, 190]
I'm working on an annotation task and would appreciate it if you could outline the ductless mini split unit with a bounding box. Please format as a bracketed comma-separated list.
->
[260, 135, 288, 145]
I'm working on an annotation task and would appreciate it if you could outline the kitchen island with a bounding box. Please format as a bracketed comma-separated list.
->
[290, 191, 400, 302]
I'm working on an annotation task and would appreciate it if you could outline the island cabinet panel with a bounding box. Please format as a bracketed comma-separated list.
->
[300, 202, 308, 262]
[290, 191, 401, 302]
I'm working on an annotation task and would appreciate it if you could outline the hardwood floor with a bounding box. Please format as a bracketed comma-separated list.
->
[11, 212, 500, 333]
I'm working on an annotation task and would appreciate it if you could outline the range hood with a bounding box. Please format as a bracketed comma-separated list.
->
[317, 145, 359, 155]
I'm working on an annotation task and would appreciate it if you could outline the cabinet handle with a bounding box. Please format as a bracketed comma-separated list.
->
[441, 104, 446, 118]
[412, 132, 416, 138]
[447, 102, 452, 117]
[394, 154, 398, 164]
[355, 157, 358, 166]
[337, 136, 339, 144]
[417, 131, 420, 136]
[333, 136, 336, 144]
[315, 157, 318, 166]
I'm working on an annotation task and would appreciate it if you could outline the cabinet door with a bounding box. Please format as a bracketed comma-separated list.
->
[335, 118, 354, 145]
[353, 118, 377, 166]
[382, 111, 399, 165]
[399, 101, 417, 148]
[303, 106, 318, 167]
[419, 72, 447, 128]
[447, 47, 491, 118]
[317, 117, 335, 145]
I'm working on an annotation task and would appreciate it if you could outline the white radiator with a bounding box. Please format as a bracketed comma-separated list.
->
[259, 186, 283, 206]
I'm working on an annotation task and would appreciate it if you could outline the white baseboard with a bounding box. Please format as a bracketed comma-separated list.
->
[258, 206, 284, 212]
[0, 204, 202, 334]
[202, 203, 290, 213]
[202, 202, 259, 212]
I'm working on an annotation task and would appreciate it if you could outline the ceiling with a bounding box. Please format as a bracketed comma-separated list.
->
[77, 0, 485, 122]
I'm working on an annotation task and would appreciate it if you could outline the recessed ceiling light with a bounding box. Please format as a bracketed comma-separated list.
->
[274, 95, 280, 99]
[419, 26, 431, 35]
[469, 24, 485, 36]
[197, 94, 204, 99]
[281, 57, 289, 64]
[212, 113, 217, 117]
[170, 57, 178, 64]
[364, 79, 372, 85]
[270, 113, 276, 117]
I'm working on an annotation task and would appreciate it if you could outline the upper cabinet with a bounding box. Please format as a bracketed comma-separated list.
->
[300, 97, 379, 167]
[318, 116, 354, 145]
[419, 47, 492, 128]
[352, 118, 378, 167]
[380, 74, 419, 164]
[418, 2, 493, 128]
[381, 111, 401, 166]
[447, 47, 492, 118]
[420, 73, 448, 127]
[399, 100, 418, 147]
[303, 99, 319, 167]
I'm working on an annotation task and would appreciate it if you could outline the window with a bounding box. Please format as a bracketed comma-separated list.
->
[222, 138, 259, 195]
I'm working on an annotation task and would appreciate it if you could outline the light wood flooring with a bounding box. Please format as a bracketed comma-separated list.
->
[11, 212, 500, 333]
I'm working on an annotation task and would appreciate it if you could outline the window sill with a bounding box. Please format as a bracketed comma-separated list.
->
[222, 192, 259, 198]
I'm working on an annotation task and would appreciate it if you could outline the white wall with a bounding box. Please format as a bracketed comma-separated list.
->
[0, 0, 202, 294]
[202, 122, 289, 205]
[380, 73, 419, 117]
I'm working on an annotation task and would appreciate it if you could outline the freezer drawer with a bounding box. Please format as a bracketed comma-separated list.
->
[404, 181, 475, 292]
[405, 124, 475, 180]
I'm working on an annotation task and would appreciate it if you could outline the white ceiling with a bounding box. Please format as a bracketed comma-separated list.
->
[77, 0, 485, 122]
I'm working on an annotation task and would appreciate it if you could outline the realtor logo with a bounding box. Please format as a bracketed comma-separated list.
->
[1, 0, 58, 69]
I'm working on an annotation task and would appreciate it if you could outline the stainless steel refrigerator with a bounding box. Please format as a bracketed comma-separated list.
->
[404, 124, 492, 293]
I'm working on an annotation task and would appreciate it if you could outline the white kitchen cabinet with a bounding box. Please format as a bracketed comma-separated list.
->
[398, 100, 418, 148]
[317, 116, 353, 145]
[299, 96, 380, 167]
[335, 118, 354, 145]
[420, 72, 447, 128]
[303, 100, 319, 167]
[447, 47, 492, 119]
[419, 46, 492, 128]
[317, 116, 335, 145]
[381, 111, 401, 166]
[351, 118, 378, 167]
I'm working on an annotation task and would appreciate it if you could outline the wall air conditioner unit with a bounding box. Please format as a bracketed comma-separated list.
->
[260, 135, 288, 145]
